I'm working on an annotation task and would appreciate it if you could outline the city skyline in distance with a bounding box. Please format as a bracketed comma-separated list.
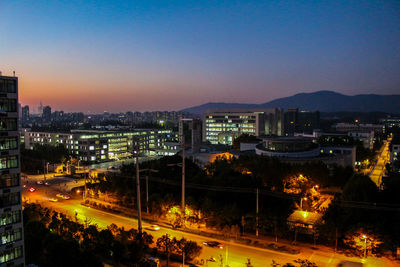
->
[1, 1, 399, 112]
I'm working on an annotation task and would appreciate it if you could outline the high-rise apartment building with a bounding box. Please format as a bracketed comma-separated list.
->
[42, 105, 51, 123]
[21, 105, 29, 123]
[0, 75, 25, 266]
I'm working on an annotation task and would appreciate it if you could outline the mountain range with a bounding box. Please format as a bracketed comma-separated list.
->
[181, 91, 400, 114]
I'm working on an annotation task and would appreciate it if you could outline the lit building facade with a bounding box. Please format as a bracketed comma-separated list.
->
[203, 108, 284, 145]
[0, 75, 25, 266]
[24, 129, 177, 163]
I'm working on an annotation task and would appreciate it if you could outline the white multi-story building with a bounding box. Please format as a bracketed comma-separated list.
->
[24, 129, 177, 163]
[0, 75, 24, 267]
[334, 123, 383, 133]
[203, 108, 284, 145]
[348, 131, 374, 150]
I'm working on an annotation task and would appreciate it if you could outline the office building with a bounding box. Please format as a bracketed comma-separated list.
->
[333, 123, 383, 133]
[348, 131, 374, 150]
[284, 108, 320, 136]
[0, 75, 25, 266]
[24, 129, 177, 163]
[203, 108, 284, 145]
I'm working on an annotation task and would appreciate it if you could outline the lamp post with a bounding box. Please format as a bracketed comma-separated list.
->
[300, 197, 307, 210]
[362, 235, 368, 258]
[225, 245, 229, 266]
[134, 142, 143, 237]
[256, 188, 259, 237]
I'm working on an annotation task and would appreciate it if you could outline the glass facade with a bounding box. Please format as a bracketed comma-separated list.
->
[0, 173, 19, 188]
[0, 211, 21, 226]
[1, 228, 22, 245]
[0, 79, 17, 93]
[0, 246, 23, 264]
[0, 192, 20, 208]
[0, 137, 18, 150]
[0, 118, 17, 131]
[0, 156, 18, 170]
[0, 98, 17, 112]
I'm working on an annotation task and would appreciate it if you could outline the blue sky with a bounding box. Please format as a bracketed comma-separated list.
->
[0, 0, 399, 112]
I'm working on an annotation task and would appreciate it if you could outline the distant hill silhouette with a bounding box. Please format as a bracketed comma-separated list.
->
[181, 91, 400, 114]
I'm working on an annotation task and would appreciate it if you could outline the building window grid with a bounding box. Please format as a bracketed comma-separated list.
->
[0, 246, 23, 264]
[0, 137, 18, 150]
[1, 228, 22, 245]
[0, 173, 19, 188]
[0, 192, 20, 208]
[0, 210, 21, 226]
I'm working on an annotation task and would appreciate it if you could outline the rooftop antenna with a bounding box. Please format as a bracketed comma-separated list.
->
[13, 71, 15, 77]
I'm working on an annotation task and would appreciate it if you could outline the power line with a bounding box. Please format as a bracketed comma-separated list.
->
[106, 173, 400, 211]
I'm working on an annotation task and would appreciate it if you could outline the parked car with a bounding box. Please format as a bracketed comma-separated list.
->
[49, 197, 58, 202]
[29, 187, 36, 192]
[36, 180, 43, 185]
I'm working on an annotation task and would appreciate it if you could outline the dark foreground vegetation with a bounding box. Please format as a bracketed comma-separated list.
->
[23, 203, 202, 267]
[86, 153, 400, 258]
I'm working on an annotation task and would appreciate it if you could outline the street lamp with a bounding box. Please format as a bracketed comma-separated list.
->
[300, 197, 307, 210]
[362, 234, 368, 258]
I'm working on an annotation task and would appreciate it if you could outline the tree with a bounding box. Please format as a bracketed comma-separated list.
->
[156, 234, 173, 266]
[342, 174, 378, 202]
[175, 238, 202, 261]
[343, 228, 383, 257]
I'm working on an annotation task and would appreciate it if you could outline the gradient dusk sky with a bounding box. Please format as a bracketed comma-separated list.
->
[1, 0, 399, 113]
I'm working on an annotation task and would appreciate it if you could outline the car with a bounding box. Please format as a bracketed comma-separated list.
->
[202, 241, 223, 249]
[29, 187, 36, 192]
[61, 194, 71, 200]
[49, 197, 58, 202]
[146, 224, 160, 231]
[56, 193, 64, 198]
[44, 181, 50, 186]
[22, 184, 27, 188]
[207, 257, 216, 262]
[36, 180, 43, 185]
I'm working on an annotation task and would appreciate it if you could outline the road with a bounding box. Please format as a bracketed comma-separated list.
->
[22, 175, 395, 267]
[369, 140, 390, 187]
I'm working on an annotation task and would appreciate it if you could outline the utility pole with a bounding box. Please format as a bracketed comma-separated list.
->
[83, 172, 87, 201]
[139, 169, 158, 214]
[225, 245, 228, 266]
[43, 160, 46, 182]
[135, 142, 142, 237]
[179, 116, 185, 212]
[146, 174, 149, 214]
[256, 188, 259, 237]
[182, 245, 185, 267]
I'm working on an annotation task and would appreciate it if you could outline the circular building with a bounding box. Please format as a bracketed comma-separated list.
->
[255, 137, 320, 158]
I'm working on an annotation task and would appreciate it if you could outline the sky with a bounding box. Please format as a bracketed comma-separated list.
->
[0, 0, 399, 113]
